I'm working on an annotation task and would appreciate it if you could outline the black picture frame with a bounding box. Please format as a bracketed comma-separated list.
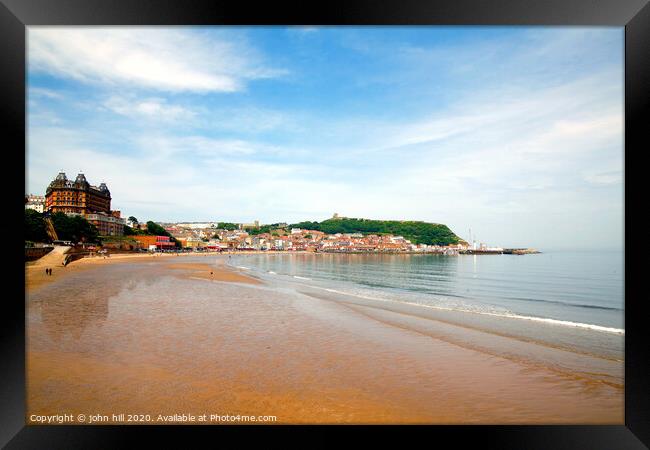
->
[2, 0, 648, 448]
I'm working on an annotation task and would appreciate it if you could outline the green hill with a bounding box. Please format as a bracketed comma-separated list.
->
[288, 217, 461, 246]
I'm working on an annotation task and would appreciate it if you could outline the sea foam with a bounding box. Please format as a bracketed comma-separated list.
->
[308, 286, 625, 335]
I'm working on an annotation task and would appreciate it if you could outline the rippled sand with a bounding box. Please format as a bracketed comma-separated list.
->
[25, 255, 623, 424]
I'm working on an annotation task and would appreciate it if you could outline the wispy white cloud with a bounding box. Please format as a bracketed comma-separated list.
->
[29, 86, 64, 99]
[130, 134, 303, 161]
[26, 126, 346, 221]
[28, 27, 286, 92]
[582, 170, 623, 186]
[201, 106, 295, 134]
[103, 96, 196, 122]
[26, 27, 623, 249]
[287, 26, 319, 34]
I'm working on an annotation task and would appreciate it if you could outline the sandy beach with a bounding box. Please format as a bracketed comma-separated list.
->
[25, 253, 623, 424]
[25, 250, 262, 293]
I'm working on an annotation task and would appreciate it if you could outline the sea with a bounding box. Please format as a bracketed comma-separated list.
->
[226, 250, 625, 370]
[229, 250, 624, 332]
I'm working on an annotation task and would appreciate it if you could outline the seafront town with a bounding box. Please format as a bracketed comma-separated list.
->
[26, 171, 535, 258]
[151, 222, 464, 254]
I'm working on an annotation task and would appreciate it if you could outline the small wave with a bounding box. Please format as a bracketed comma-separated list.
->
[268, 271, 277, 275]
[508, 296, 622, 311]
[293, 276, 312, 280]
[492, 314, 624, 334]
[236, 266, 250, 270]
[308, 286, 625, 335]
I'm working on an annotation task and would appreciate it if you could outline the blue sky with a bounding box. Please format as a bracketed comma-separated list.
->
[27, 26, 623, 249]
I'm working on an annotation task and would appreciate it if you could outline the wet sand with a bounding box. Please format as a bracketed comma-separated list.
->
[165, 261, 261, 284]
[25, 246, 78, 292]
[25, 251, 261, 293]
[25, 255, 623, 424]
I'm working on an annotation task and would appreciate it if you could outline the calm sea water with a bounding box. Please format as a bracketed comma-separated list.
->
[229, 250, 624, 331]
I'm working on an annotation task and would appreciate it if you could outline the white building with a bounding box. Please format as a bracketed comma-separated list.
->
[176, 223, 216, 229]
[25, 194, 45, 213]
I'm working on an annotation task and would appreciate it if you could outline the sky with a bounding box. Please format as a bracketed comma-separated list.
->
[26, 26, 624, 250]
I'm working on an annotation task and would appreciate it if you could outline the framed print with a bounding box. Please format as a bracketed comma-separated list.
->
[2, 0, 649, 447]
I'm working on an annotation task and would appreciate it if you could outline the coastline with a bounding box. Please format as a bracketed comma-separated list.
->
[26, 254, 623, 424]
[25, 250, 266, 293]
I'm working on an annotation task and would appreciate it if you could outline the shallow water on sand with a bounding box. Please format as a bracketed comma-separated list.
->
[231, 251, 624, 329]
[26, 256, 623, 424]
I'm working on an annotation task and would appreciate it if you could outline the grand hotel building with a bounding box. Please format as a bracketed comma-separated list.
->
[45, 172, 125, 236]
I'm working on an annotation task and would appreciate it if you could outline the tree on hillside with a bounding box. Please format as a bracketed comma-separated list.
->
[128, 216, 139, 225]
[288, 218, 460, 246]
[146, 221, 167, 235]
[123, 225, 140, 235]
[248, 224, 280, 235]
[50, 212, 99, 243]
[146, 221, 180, 247]
[25, 209, 49, 243]
[216, 222, 238, 231]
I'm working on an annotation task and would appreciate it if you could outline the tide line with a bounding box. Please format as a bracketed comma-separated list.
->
[308, 286, 624, 335]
